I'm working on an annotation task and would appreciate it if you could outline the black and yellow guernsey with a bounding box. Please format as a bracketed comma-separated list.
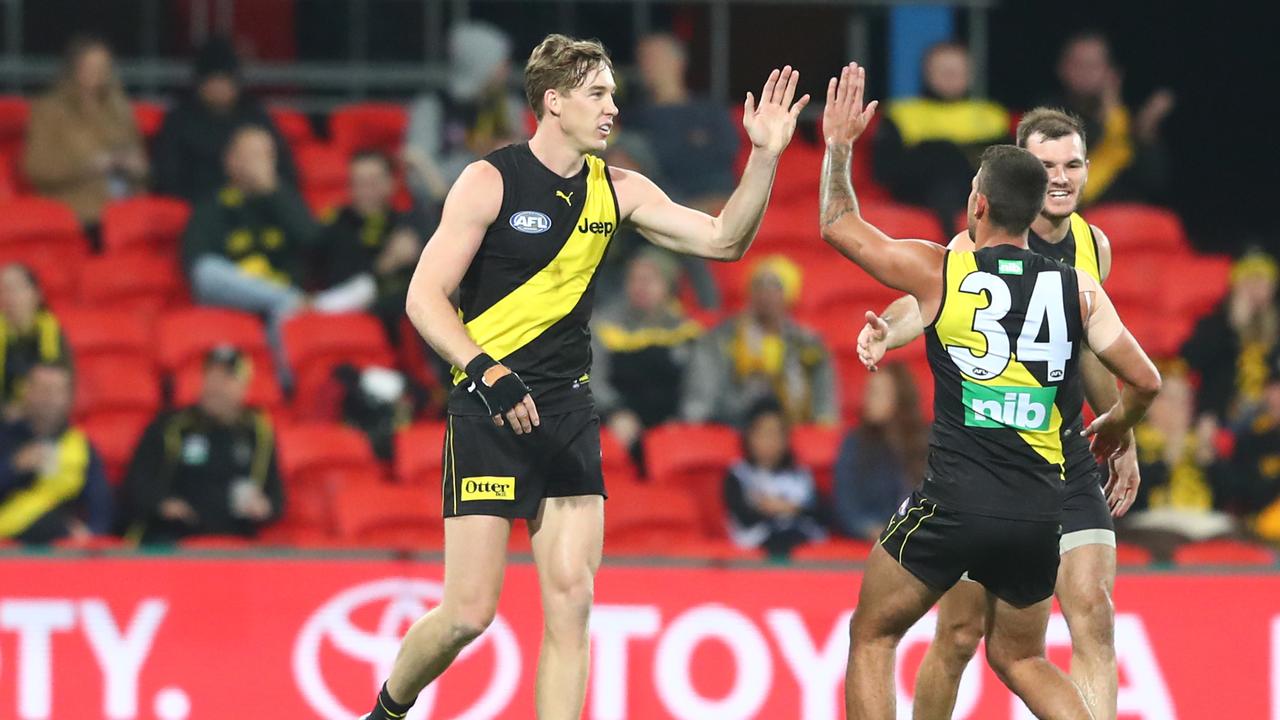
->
[448, 143, 619, 416]
[924, 243, 1085, 520]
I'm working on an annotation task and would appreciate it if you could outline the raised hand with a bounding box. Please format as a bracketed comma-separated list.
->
[743, 66, 810, 156]
[857, 310, 890, 372]
[1083, 408, 1133, 465]
[823, 62, 878, 148]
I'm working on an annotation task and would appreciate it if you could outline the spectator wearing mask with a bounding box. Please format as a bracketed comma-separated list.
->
[872, 41, 1009, 227]
[0, 363, 112, 543]
[723, 399, 827, 558]
[1181, 251, 1279, 426]
[0, 264, 71, 411]
[1045, 31, 1173, 204]
[23, 35, 147, 233]
[402, 21, 527, 204]
[831, 364, 926, 540]
[1126, 363, 1233, 542]
[315, 151, 424, 340]
[682, 255, 837, 426]
[628, 33, 739, 214]
[592, 250, 702, 462]
[153, 36, 299, 202]
[122, 346, 283, 544]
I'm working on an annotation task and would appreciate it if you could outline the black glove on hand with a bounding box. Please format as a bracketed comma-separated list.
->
[464, 353, 531, 416]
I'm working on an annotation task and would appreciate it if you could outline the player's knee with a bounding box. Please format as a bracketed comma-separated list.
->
[543, 567, 595, 628]
[935, 615, 984, 664]
[984, 639, 1035, 683]
[446, 607, 496, 648]
[1064, 579, 1115, 650]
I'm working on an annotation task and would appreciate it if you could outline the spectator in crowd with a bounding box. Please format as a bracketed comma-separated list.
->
[682, 255, 837, 426]
[592, 250, 702, 463]
[153, 36, 299, 202]
[23, 35, 147, 234]
[122, 346, 283, 544]
[723, 398, 826, 558]
[872, 41, 1010, 227]
[628, 33, 739, 214]
[1046, 31, 1173, 204]
[181, 125, 320, 376]
[1224, 365, 1280, 541]
[1125, 362, 1233, 542]
[402, 21, 527, 204]
[1181, 251, 1279, 426]
[0, 363, 112, 543]
[0, 264, 71, 411]
[315, 151, 424, 341]
[831, 363, 925, 540]
[596, 133, 721, 309]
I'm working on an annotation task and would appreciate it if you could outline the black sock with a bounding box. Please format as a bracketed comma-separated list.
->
[367, 682, 413, 719]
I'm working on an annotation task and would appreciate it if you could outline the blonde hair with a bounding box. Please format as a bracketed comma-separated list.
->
[524, 34, 613, 120]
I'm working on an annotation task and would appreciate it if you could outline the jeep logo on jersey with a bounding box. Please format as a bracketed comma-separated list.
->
[962, 382, 1057, 432]
[509, 211, 552, 234]
[577, 218, 615, 235]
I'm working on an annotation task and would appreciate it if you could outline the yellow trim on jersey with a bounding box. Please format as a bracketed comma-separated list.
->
[596, 320, 702, 353]
[935, 251, 1065, 468]
[1070, 213, 1101, 282]
[452, 154, 617, 384]
[0, 429, 91, 537]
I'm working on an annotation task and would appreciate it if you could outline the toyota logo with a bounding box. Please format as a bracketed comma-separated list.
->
[292, 578, 521, 719]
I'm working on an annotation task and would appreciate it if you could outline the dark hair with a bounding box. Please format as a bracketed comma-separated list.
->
[977, 145, 1049, 235]
[350, 149, 394, 173]
[1060, 29, 1110, 61]
[857, 363, 927, 482]
[1016, 107, 1087, 150]
[524, 34, 613, 120]
[741, 397, 796, 469]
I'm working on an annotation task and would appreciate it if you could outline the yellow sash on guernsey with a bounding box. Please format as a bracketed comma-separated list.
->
[452, 154, 617, 383]
[1069, 213, 1101, 282]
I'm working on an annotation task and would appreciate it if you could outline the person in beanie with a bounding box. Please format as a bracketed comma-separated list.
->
[153, 36, 299, 201]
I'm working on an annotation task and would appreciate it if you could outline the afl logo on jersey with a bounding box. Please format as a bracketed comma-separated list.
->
[510, 211, 552, 234]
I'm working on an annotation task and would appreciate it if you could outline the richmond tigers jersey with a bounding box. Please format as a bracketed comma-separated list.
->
[448, 143, 619, 416]
[924, 245, 1085, 520]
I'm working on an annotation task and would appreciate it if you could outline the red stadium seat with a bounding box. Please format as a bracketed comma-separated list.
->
[644, 423, 740, 536]
[0, 248, 78, 310]
[171, 362, 284, 412]
[58, 308, 154, 366]
[156, 307, 273, 376]
[0, 196, 89, 260]
[332, 474, 442, 549]
[789, 537, 874, 562]
[1114, 542, 1153, 567]
[394, 421, 447, 485]
[77, 254, 186, 318]
[1172, 539, 1276, 567]
[100, 196, 191, 258]
[268, 107, 317, 151]
[768, 141, 824, 203]
[329, 103, 408, 157]
[282, 312, 395, 415]
[131, 101, 166, 140]
[0, 96, 29, 159]
[606, 483, 706, 548]
[0, 151, 16, 202]
[1159, 254, 1231, 319]
[277, 422, 379, 484]
[600, 427, 640, 486]
[296, 143, 349, 194]
[304, 186, 351, 216]
[79, 412, 150, 484]
[861, 202, 946, 243]
[1085, 203, 1190, 254]
[836, 357, 873, 423]
[792, 424, 843, 497]
[74, 357, 160, 419]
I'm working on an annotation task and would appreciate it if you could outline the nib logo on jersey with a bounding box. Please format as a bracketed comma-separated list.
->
[962, 381, 1057, 432]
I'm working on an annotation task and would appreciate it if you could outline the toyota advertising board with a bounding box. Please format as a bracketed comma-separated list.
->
[0, 557, 1274, 719]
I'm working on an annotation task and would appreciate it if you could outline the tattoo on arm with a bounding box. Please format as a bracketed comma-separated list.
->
[820, 145, 858, 228]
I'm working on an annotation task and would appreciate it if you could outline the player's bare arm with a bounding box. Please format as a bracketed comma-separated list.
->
[820, 62, 945, 317]
[857, 231, 974, 370]
[1093, 224, 1114, 282]
[615, 66, 809, 261]
[1078, 270, 1162, 461]
[405, 161, 540, 434]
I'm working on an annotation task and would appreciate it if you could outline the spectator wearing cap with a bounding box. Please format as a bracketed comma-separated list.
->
[0, 264, 71, 413]
[592, 250, 702, 463]
[681, 255, 837, 427]
[122, 346, 283, 544]
[402, 21, 527, 204]
[153, 36, 299, 202]
[23, 35, 147, 233]
[0, 362, 112, 543]
[1181, 250, 1280, 427]
[872, 41, 1010, 227]
[627, 33, 739, 215]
